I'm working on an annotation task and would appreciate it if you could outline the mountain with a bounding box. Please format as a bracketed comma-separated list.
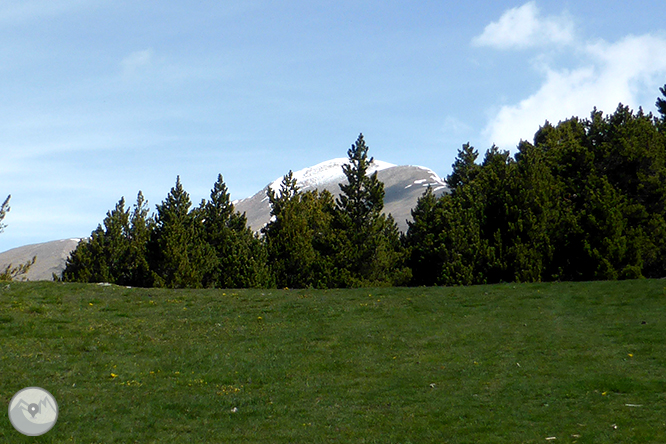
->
[0, 159, 448, 281]
[0, 238, 82, 281]
[234, 158, 448, 233]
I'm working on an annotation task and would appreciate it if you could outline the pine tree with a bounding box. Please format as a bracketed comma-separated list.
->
[149, 176, 216, 288]
[301, 189, 338, 288]
[436, 189, 486, 286]
[405, 187, 441, 286]
[263, 172, 337, 288]
[224, 211, 271, 288]
[62, 235, 96, 283]
[532, 115, 639, 280]
[474, 146, 512, 282]
[263, 171, 306, 287]
[336, 134, 384, 231]
[124, 192, 153, 286]
[62, 193, 153, 286]
[334, 133, 409, 287]
[201, 174, 270, 288]
[447, 143, 481, 192]
[510, 141, 557, 282]
[405, 185, 485, 286]
[412, 85, 666, 286]
[62, 198, 128, 283]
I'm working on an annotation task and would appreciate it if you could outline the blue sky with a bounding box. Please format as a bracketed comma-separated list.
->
[2, 0, 666, 251]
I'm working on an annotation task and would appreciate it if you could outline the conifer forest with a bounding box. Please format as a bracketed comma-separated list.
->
[62, 86, 666, 288]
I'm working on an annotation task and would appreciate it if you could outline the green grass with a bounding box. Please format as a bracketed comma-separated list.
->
[0, 280, 665, 443]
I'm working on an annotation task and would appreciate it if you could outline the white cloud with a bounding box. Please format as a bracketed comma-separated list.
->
[475, 2, 666, 149]
[472, 2, 574, 50]
[482, 33, 666, 149]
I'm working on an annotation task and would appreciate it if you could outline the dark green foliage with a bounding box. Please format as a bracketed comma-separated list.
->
[403, 187, 440, 285]
[406, 188, 484, 286]
[148, 177, 217, 288]
[336, 134, 385, 232]
[64, 176, 268, 289]
[509, 141, 556, 282]
[201, 174, 270, 288]
[446, 142, 481, 192]
[263, 171, 337, 288]
[125, 192, 153, 286]
[263, 134, 410, 288]
[408, 143, 556, 285]
[333, 134, 410, 287]
[60, 87, 666, 288]
[408, 90, 666, 285]
[535, 105, 666, 280]
[63, 192, 153, 286]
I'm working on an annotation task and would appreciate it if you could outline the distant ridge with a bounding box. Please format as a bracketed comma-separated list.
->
[0, 239, 82, 281]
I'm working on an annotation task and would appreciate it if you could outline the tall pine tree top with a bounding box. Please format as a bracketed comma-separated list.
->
[447, 143, 480, 191]
[155, 176, 191, 228]
[336, 133, 385, 230]
[266, 170, 300, 219]
[202, 174, 234, 232]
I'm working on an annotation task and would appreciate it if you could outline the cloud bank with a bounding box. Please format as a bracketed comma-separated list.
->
[474, 3, 666, 150]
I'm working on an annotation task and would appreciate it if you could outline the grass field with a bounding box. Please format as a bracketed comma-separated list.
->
[0, 280, 665, 443]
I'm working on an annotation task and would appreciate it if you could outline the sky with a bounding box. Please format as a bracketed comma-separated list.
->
[2, 0, 666, 252]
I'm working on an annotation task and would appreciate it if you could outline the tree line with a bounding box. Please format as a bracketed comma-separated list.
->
[63, 87, 666, 288]
[63, 134, 409, 288]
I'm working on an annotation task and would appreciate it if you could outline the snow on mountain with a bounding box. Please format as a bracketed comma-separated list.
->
[403, 165, 448, 192]
[234, 158, 448, 235]
[267, 157, 397, 195]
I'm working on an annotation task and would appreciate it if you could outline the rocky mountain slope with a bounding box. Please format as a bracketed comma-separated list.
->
[234, 158, 448, 233]
[0, 238, 82, 282]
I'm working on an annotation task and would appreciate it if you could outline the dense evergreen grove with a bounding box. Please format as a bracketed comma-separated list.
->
[63, 88, 666, 287]
[407, 94, 666, 285]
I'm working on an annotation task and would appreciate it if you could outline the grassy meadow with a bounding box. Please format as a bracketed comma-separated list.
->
[0, 279, 665, 443]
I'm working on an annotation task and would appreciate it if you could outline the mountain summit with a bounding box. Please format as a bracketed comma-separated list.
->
[235, 158, 448, 233]
[265, 158, 397, 194]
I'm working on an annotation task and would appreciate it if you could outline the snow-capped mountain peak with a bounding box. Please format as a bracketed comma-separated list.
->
[267, 157, 397, 194]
